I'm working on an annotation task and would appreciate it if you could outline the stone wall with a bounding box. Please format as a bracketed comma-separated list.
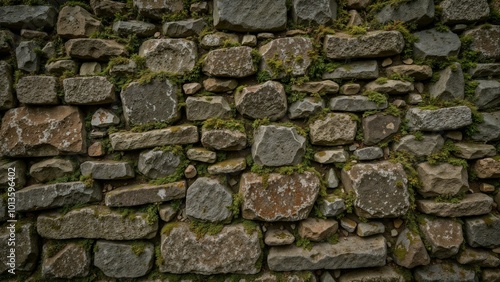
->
[0, 0, 499, 281]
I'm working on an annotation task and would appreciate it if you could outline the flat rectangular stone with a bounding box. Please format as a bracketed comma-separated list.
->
[80, 161, 134, 180]
[324, 31, 404, 59]
[323, 60, 379, 80]
[417, 193, 493, 217]
[105, 181, 186, 207]
[406, 106, 472, 131]
[110, 125, 199, 151]
[267, 235, 387, 271]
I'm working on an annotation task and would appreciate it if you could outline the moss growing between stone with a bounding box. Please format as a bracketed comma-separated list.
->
[131, 241, 148, 256]
[364, 90, 388, 106]
[190, 220, 225, 239]
[203, 118, 246, 132]
[227, 193, 243, 218]
[383, 21, 418, 59]
[295, 236, 313, 250]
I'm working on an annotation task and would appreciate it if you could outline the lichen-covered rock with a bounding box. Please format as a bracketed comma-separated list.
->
[94, 240, 154, 278]
[453, 142, 496, 159]
[320, 195, 346, 217]
[112, 20, 156, 37]
[37, 205, 158, 240]
[235, 81, 287, 120]
[341, 162, 410, 218]
[329, 95, 387, 112]
[138, 149, 181, 179]
[464, 214, 500, 248]
[186, 177, 233, 222]
[265, 228, 295, 246]
[80, 161, 134, 180]
[414, 262, 476, 282]
[364, 79, 414, 95]
[291, 80, 339, 94]
[429, 62, 464, 100]
[323, 60, 379, 80]
[417, 193, 493, 217]
[471, 111, 500, 142]
[207, 158, 246, 175]
[374, 0, 434, 27]
[362, 113, 401, 146]
[298, 218, 338, 241]
[139, 39, 197, 74]
[213, 0, 287, 32]
[413, 29, 461, 60]
[160, 222, 262, 274]
[469, 63, 500, 78]
[65, 39, 127, 61]
[457, 247, 500, 267]
[473, 158, 500, 178]
[393, 134, 444, 157]
[0, 5, 57, 30]
[203, 78, 238, 92]
[440, 0, 490, 24]
[186, 147, 216, 163]
[0, 61, 14, 110]
[314, 149, 349, 164]
[385, 65, 433, 81]
[419, 216, 463, 258]
[45, 60, 78, 76]
[252, 125, 306, 166]
[201, 128, 247, 151]
[16, 76, 58, 105]
[203, 46, 257, 78]
[0, 106, 86, 157]
[133, 0, 183, 20]
[292, 0, 337, 25]
[406, 106, 472, 131]
[57, 6, 101, 39]
[200, 32, 239, 49]
[64, 76, 115, 105]
[240, 172, 320, 221]
[324, 31, 404, 59]
[162, 18, 207, 38]
[309, 113, 357, 145]
[186, 96, 231, 121]
[0, 160, 26, 189]
[289, 97, 325, 119]
[475, 79, 500, 109]
[42, 241, 91, 279]
[16, 40, 40, 72]
[417, 162, 468, 197]
[259, 37, 314, 79]
[267, 235, 387, 271]
[356, 221, 385, 237]
[105, 182, 185, 207]
[354, 146, 384, 161]
[0, 221, 39, 273]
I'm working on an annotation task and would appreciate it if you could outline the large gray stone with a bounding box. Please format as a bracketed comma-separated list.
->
[323, 60, 379, 80]
[440, 0, 490, 24]
[0, 61, 14, 110]
[259, 37, 314, 79]
[419, 217, 463, 258]
[429, 63, 464, 100]
[324, 31, 404, 59]
[406, 106, 472, 131]
[16, 41, 40, 72]
[475, 80, 500, 109]
[0, 5, 57, 30]
[105, 181, 186, 207]
[66, 39, 127, 61]
[16, 76, 58, 105]
[417, 162, 468, 197]
[417, 193, 493, 217]
[393, 134, 444, 157]
[42, 241, 91, 279]
[453, 142, 497, 159]
[414, 262, 476, 282]
[160, 222, 262, 274]
[0, 221, 38, 273]
[364, 79, 414, 95]
[341, 161, 410, 218]
[213, 0, 287, 32]
[252, 125, 306, 167]
[80, 161, 134, 180]
[268, 235, 387, 271]
[309, 113, 357, 146]
[186, 96, 231, 121]
[0, 106, 86, 157]
[162, 18, 207, 38]
[385, 65, 433, 81]
[362, 113, 401, 146]
[469, 63, 500, 78]
[329, 95, 387, 112]
[240, 172, 320, 221]
[0, 160, 26, 189]
[338, 266, 406, 282]
[393, 228, 430, 268]
[289, 97, 325, 119]
[203, 46, 257, 78]
[37, 205, 158, 240]
[235, 81, 287, 120]
[138, 149, 181, 179]
[57, 6, 101, 39]
[471, 111, 500, 142]
[112, 20, 156, 37]
[186, 177, 233, 222]
[94, 240, 154, 278]
[413, 29, 461, 60]
[64, 76, 116, 105]
[375, 0, 434, 26]
[110, 125, 199, 151]
[121, 79, 179, 126]
[464, 214, 500, 248]
[201, 128, 247, 151]
[139, 39, 197, 74]
[133, 0, 183, 20]
[292, 0, 337, 25]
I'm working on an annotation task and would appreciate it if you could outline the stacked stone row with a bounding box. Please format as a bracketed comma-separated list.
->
[0, 0, 499, 281]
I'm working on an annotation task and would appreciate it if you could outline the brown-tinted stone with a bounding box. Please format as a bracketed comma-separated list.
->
[65, 39, 127, 61]
[474, 158, 500, 178]
[42, 241, 91, 279]
[309, 113, 357, 146]
[419, 216, 463, 258]
[298, 218, 338, 241]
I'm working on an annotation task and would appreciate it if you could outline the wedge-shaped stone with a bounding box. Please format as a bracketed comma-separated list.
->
[110, 125, 199, 151]
[338, 266, 406, 282]
[139, 39, 197, 74]
[64, 76, 116, 105]
[309, 113, 357, 145]
[57, 6, 101, 39]
[16, 76, 58, 105]
[464, 214, 500, 248]
[414, 262, 476, 282]
[37, 205, 158, 240]
[323, 60, 379, 80]
[0, 5, 57, 30]
[469, 63, 500, 78]
[160, 222, 262, 274]
[289, 97, 325, 119]
[240, 172, 320, 221]
[419, 217, 463, 258]
[203, 46, 257, 78]
[42, 241, 91, 279]
[268, 235, 387, 271]
[385, 65, 432, 81]
[393, 228, 430, 268]
[429, 63, 464, 101]
[417, 193, 493, 217]
[0, 221, 39, 273]
[406, 106, 472, 131]
[94, 240, 154, 278]
[324, 31, 404, 59]
[105, 181, 186, 207]
[329, 95, 387, 112]
[66, 39, 127, 61]
[453, 142, 496, 159]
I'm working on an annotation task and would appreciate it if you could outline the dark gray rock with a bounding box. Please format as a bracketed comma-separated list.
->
[413, 29, 461, 60]
[464, 214, 500, 248]
[42, 241, 91, 279]
[406, 106, 472, 131]
[186, 96, 231, 121]
[323, 60, 379, 80]
[309, 113, 357, 145]
[16, 76, 58, 105]
[440, 0, 490, 24]
[0, 61, 15, 110]
[375, 0, 434, 27]
[0, 221, 38, 273]
[94, 240, 154, 278]
[186, 177, 233, 222]
[159, 203, 178, 222]
[324, 31, 404, 59]
[29, 158, 74, 183]
[252, 125, 306, 167]
[393, 134, 444, 157]
[471, 111, 500, 142]
[417, 162, 468, 197]
[57, 6, 101, 39]
[133, 0, 183, 20]
[292, 0, 337, 25]
[362, 113, 401, 145]
[112, 20, 156, 37]
[65, 39, 127, 61]
[417, 193, 493, 217]
[354, 146, 384, 160]
[201, 128, 247, 151]
[469, 63, 500, 78]
[80, 161, 134, 180]
[213, 0, 287, 32]
[235, 81, 287, 120]
[0, 5, 57, 30]
[45, 60, 78, 76]
[16, 41, 40, 72]
[393, 228, 430, 268]
[475, 79, 500, 109]
[203, 46, 257, 78]
[289, 97, 325, 119]
[454, 142, 497, 159]
[0, 30, 13, 54]
[414, 262, 476, 282]
[419, 216, 463, 258]
[138, 149, 181, 179]
[330, 95, 388, 112]
[163, 18, 207, 38]
[139, 39, 197, 74]
[105, 181, 186, 207]
[0, 159, 26, 189]
[64, 76, 115, 105]
[429, 63, 464, 100]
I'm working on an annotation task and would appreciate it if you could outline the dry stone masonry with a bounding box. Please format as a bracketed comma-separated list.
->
[0, 0, 499, 281]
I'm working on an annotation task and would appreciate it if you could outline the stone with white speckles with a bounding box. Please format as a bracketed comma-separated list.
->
[186, 177, 233, 222]
[105, 181, 186, 207]
[139, 39, 197, 74]
[91, 108, 120, 128]
[252, 125, 306, 166]
[63, 76, 116, 105]
[203, 46, 257, 78]
[419, 216, 463, 258]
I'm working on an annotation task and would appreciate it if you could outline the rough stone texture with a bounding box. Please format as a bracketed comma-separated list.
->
[42, 241, 91, 279]
[162, 18, 207, 38]
[298, 218, 338, 241]
[160, 222, 262, 274]
[0, 61, 14, 110]
[339, 266, 406, 282]
[364, 79, 414, 95]
[259, 37, 314, 79]
[139, 39, 197, 74]
[417, 162, 468, 197]
[323, 60, 379, 80]
[106, 182, 185, 207]
[429, 63, 464, 100]
[356, 222, 385, 237]
[37, 205, 157, 240]
[292, 80, 339, 94]
[419, 217, 463, 258]
[201, 128, 246, 151]
[362, 113, 401, 146]
[354, 147, 384, 160]
[475, 79, 500, 109]
[186, 96, 231, 121]
[121, 79, 179, 126]
[0, 30, 13, 54]
[265, 228, 295, 246]
[414, 262, 476, 282]
[309, 113, 357, 145]
[200, 32, 239, 49]
[252, 125, 306, 166]
[203, 46, 257, 78]
[469, 63, 500, 78]
[457, 247, 500, 267]
[417, 193, 493, 217]
[474, 158, 500, 178]
[406, 106, 472, 131]
[289, 97, 325, 119]
[57, 6, 101, 39]
[268, 235, 387, 271]
[329, 95, 388, 112]
[454, 142, 496, 159]
[133, 0, 183, 20]
[0, 160, 26, 189]
[80, 62, 102, 75]
[94, 240, 154, 278]
[292, 0, 337, 25]
[385, 65, 432, 81]
[110, 125, 199, 151]
[326, 168, 339, 188]
[0, 221, 38, 273]
[482, 269, 500, 282]
[187, 147, 216, 163]
[64, 76, 115, 105]
[464, 214, 500, 248]
[213, 0, 287, 32]
[16, 75, 58, 105]
[159, 203, 178, 222]
[65, 39, 127, 61]
[341, 162, 410, 218]
[314, 149, 349, 164]
[320, 195, 346, 217]
[441, 0, 490, 24]
[324, 31, 405, 59]
[80, 161, 134, 180]
[138, 149, 181, 179]
[203, 78, 237, 92]
[471, 111, 500, 142]
[0, 5, 57, 30]
[16, 40, 40, 72]
[91, 108, 120, 128]
[185, 177, 233, 222]
[0, 106, 85, 157]
[375, 0, 434, 27]
[235, 81, 287, 120]
[46, 60, 78, 76]
[240, 172, 320, 221]
[207, 158, 246, 175]
[393, 134, 444, 157]
[413, 29, 461, 60]
[113, 20, 156, 37]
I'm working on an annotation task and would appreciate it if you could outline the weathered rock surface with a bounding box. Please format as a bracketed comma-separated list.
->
[0, 61, 14, 110]
[16, 76, 58, 105]
[292, 80, 339, 94]
[0, 221, 38, 273]
[45, 60, 77, 76]
[429, 63, 464, 100]
[203, 46, 257, 78]
[419, 217, 463, 258]
[298, 218, 338, 241]
[482, 269, 500, 282]
[80, 161, 134, 180]
[94, 240, 154, 278]
[252, 125, 306, 166]
[207, 158, 246, 174]
[473, 158, 500, 178]
[354, 146, 384, 160]
[203, 78, 237, 92]
[133, 0, 183, 20]
[64, 76, 116, 105]
[235, 81, 287, 120]
[186, 177, 232, 222]
[475, 79, 500, 109]
[0, 160, 26, 189]
[314, 149, 349, 164]
[364, 79, 414, 95]
[320, 195, 346, 217]
[42, 241, 91, 279]
[186, 96, 231, 121]
[362, 113, 401, 145]
[0, 5, 57, 30]
[469, 63, 500, 78]
[201, 128, 246, 151]
[326, 168, 339, 188]
[357, 221, 385, 237]
[413, 29, 461, 60]
[417, 162, 468, 197]
[441, 0, 490, 24]
[309, 113, 357, 145]
[414, 262, 476, 282]
[454, 142, 496, 159]
[267, 235, 387, 271]
[417, 193, 493, 217]
[265, 228, 295, 246]
[91, 108, 120, 128]
[393, 134, 444, 157]
[289, 97, 325, 119]
[406, 106, 472, 131]
[138, 149, 181, 179]
[323, 60, 379, 80]
[464, 214, 500, 248]
[375, 0, 434, 27]
[471, 111, 500, 142]
[106, 182, 185, 207]
[385, 65, 432, 81]
[160, 222, 262, 274]
[186, 147, 216, 163]
[139, 39, 197, 74]
[240, 172, 320, 221]
[16, 40, 40, 72]
[65, 39, 127, 61]
[162, 18, 207, 38]
[342, 162, 410, 218]
[324, 31, 404, 59]
[113, 20, 156, 37]
[200, 32, 239, 49]
[457, 247, 500, 267]
[0, 106, 85, 157]
[57, 6, 101, 39]
[329, 95, 387, 112]
[292, 0, 337, 25]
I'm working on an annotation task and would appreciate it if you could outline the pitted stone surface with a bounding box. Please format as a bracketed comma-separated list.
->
[441, 0, 490, 24]
[203, 46, 257, 78]
[139, 39, 197, 74]
[419, 216, 463, 258]
[80, 161, 135, 180]
[65, 39, 127, 61]
[138, 149, 182, 179]
[473, 158, 500, 178]
[201, 128, 247, 151]
[323, 60, 379, 80]
[417, 193, 493, 217]
[94, 240, 154, 278]
[252, 125, 306, 166]
[42, 241, 91, 279]
[64, 76, 116, 105]
[186, 96, 231, 121]
[106, 182, 186, 207]
[186, 177, 233, 222]
[417, 162, 468, 197]
[406, 106, 472, 131]
[324, 31, 404, 59]
[309, 113, 357, 145]
[292, 0, 337, 25]
[235, 81, 287, 120]
[464, 214, 500, 248]
[375, 0, 434, 27]
[16, 76, 58, 105]
[471, 111, 500, 142]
